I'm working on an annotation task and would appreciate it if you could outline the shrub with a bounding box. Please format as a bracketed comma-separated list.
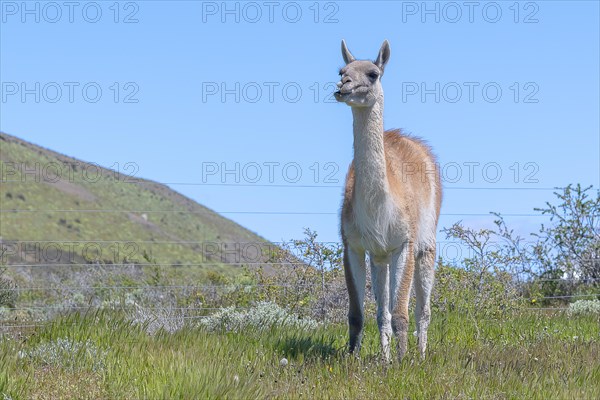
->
[433, 261, 523, 318]
[21, 338, 107, 372]
[534, 185, 600, 282]
[128, 304, 185, 335]
[243, 229, 356, 321]
[198, 301, 318, 333]
[0, 265, 17, 309]
[567, 299, 600, 316]
[441, 185, 600, 306]
[440, 222, 525, 318]
[100, 291, 138, 310]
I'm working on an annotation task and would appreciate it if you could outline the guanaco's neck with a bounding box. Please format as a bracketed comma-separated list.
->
[351, 95, 389, 204]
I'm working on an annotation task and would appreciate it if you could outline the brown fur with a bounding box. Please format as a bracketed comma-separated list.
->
[341, 129, 442, 358]
[342, 129, 442, 232]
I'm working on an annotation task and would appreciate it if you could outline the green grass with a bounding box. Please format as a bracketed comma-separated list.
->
[1, 309, 599, 399]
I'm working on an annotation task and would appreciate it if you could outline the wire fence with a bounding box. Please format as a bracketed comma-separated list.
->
[1, 166, 598, 332]
[0, 209, 550, 217]
[1, 179, 562, 191]
[1, 282, 599, 300]
[1, 277, 596, 330]
[2, 233, 599, 329]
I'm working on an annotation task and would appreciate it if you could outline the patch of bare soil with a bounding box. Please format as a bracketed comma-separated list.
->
[43, 178, 97, 203]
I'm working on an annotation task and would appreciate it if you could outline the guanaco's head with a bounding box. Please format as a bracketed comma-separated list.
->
[335, 40, 390, 108]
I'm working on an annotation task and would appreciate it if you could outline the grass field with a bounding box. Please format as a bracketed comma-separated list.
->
[1, 308, 599, 399]
[2, 134, 599, 399]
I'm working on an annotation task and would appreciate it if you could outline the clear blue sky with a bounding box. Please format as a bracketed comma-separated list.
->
[1, 1, 599, 253]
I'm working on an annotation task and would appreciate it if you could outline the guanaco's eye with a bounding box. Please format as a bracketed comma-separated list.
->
[367, 71, 379, 80]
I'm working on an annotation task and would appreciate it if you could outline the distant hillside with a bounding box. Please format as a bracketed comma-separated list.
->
[0, 132, 270, 275]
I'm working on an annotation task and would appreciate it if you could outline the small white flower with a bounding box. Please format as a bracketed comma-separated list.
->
[413, 331, 418, 337]
[280, 358, 288, 367]
[233, 375, 240, 385]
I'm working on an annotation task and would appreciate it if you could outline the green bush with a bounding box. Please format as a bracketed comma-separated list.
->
[440, 222, 525, 319]
[534, 185, 600, 282]
[433, 261, 523, 318]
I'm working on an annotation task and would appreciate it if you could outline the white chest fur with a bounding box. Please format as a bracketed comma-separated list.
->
[344, 194, 408, 258]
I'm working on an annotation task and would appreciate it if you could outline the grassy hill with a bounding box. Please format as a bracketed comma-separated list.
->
[0, 132, 272, 310]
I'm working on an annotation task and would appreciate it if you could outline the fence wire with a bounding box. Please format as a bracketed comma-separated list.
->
[1, 179, 597, 331]
[1, 278, 597, 330]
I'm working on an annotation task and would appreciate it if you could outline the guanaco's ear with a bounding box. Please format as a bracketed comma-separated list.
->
[341, 40, 355, 65]
[374, 40, 391, 74]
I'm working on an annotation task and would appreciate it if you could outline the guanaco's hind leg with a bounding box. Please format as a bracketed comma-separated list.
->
[414, 247, 435, 359]
[390, 242, 415, 361]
